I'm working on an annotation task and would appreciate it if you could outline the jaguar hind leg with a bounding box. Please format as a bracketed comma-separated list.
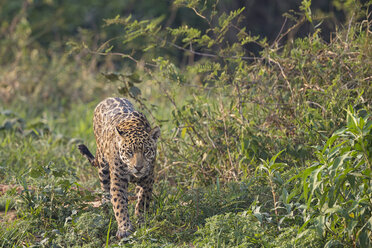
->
[78, 144, 110, 202]
[97, 153, 111, 202]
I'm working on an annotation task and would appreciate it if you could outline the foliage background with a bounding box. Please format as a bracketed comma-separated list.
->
[0, 0, 371, 247]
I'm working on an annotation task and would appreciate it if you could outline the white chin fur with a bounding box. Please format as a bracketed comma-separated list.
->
[133, 172, 144, 178]
[132, 169, 144, 177]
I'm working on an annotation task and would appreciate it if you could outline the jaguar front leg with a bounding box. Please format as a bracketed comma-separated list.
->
[135, 174, 154, 223]
[110, 163, 133, 239]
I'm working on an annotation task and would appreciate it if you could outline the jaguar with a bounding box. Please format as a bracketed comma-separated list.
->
[78, 97, 160, 239]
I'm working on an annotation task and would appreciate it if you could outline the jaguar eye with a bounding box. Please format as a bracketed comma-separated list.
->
[126, 150, 134, 157]
[144, 148, 152, 157]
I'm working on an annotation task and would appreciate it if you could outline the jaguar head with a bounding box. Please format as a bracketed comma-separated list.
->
[115, 114, 160, 177]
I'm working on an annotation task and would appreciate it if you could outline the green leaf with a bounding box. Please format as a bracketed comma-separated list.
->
[129, 86, 141, 97]
[118, 86, 129, 96]
[323, 205, 343, 215]
[298, 218, 311, 234]
[314, 215, 325, 236]
[4, 199, 11, 216]
[102, 72, 120, 81]
[106, 217, 112, 248]
[358, 229, 371, 248]
[269, 149, 285, 166]
[300, 0, 312, 23]
[363, 120, 372, 135]
[104, 45, 114, 53]
[29, 168, 44, 178]
[332, 153, 350, 170]
[127, 73, 142, 84]
[324, 240, 343, 248]
[346, 219, 359, 236]
[308, 164, 327, 205]
[322, 134, 339, 154]
[181, 127, 187, 138]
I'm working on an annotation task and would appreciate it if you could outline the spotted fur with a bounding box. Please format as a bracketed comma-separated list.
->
[78, 97, 160, 239]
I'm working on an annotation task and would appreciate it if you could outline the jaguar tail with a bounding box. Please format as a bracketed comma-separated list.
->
[78, 144, 97, 167]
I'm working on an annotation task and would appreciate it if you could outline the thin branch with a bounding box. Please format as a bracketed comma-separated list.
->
[272, 17, 288, 47]
[362, 76, 372, 82]
[276, 16, 306, 44]
[96, 36, 121, 53]
[165, 39, 259, 61]
[86, 49, 158, 68]
[191, 7, 211, 27]
[166, 40, 219, 58]
[269, 178, 279, 217]
[220, 101, 236, 179]
[91, 34, 261, 67]
[345, 13, 354, 45]
[268, 57, 293, 96]
[306, 101, 326, 114]
[130, 96, 158, 123]
[234, 82, 249, 123]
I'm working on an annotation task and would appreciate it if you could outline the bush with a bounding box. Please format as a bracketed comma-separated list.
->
[294, 106, 372, 247]
[193, 211, 323, 247]
[193, 211, 270, 247]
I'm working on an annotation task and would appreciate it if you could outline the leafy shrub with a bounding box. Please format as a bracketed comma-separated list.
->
[0, 156, 97, 246]
[54, 212, 112, 247]
[272, 226, 323, 248]
[15, 162, 95, 233]
[193, 211, 323, 247]
[193, 211, 270, 247]
[294, 106, 372, 247]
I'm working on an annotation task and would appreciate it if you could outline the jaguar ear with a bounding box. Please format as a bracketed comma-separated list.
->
[150, 126, 160, 141]
[116, 125, 125, 136]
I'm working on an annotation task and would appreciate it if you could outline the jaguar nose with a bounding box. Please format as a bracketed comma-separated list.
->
[135, 164, 143, 171]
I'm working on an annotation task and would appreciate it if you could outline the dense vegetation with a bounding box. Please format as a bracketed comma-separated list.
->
[0, 0, 371, 247]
